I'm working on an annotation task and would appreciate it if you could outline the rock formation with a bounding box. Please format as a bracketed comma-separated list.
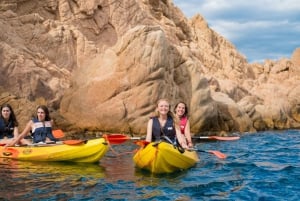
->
[0, 0, 299, 136]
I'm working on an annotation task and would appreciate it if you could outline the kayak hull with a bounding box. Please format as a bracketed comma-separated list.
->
[0, 138, 109, 163]
[133, 142, 199, 174]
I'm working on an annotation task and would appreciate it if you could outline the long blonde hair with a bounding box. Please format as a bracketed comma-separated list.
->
[153, 98, 179, 128]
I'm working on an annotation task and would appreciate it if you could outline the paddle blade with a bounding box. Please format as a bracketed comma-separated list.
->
[208, 150, 227, 159]
[52, 129, 65, 138]
[210, 136, 240, 141]
[104, 134, 130, 144]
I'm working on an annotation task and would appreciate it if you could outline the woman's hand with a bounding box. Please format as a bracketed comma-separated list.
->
[178, 137, 188, 149]
[187, 141, 193, 148]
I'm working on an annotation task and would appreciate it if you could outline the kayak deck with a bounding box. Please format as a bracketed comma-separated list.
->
[133, 141, 199, 174]
[0, 138, 109, 163]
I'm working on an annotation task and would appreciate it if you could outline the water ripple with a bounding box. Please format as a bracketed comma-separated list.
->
[0, 131, 300, 200]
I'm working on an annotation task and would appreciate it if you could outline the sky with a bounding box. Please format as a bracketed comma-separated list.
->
[173, 0, 300, 63]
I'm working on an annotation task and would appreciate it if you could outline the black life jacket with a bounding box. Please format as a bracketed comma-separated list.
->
[32, 118, 56, 143]
[0, 118, 14, 139]
[152, 116, 176, 142]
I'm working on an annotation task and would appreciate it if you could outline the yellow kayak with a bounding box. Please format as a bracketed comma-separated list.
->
[0, 138, 108, 163]
[133, 141, 199, 174]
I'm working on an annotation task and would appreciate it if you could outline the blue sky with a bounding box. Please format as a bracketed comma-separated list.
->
[173, 0, 300, 63]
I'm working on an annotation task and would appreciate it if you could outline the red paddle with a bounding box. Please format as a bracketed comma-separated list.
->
[105, 134, 227, 159]
[105, 134, 239, 144]
[51, 130, 86, 145]
[188, 148, 227, 159]
[104, 134, 142, 144]
[205, 150, 227, 159]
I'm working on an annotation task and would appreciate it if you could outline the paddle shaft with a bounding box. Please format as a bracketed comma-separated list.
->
[192, 136, 240, 141]
[129, 137, 143, 140]
[194, 136, 214, 139]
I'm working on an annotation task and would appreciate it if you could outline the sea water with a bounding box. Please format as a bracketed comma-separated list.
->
[0, 130, 299, 201]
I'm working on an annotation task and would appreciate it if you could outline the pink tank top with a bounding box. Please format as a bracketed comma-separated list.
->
[180, 116, 188, 134]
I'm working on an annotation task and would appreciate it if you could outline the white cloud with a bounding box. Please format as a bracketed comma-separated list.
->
[193, 0, 300, 15]
[211, 20, 296, 41]
[173, 0, 300, 62]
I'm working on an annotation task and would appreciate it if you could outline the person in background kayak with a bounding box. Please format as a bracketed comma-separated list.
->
[174, 101, 193, 148]
[0, 103, 30, 145]
[0, 104, 19, 144]
[145, 99, 188, 149]
[7, 105, 57, 146]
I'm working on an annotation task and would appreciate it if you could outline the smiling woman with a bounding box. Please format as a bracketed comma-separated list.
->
[174, 101, 193, 148]
[173, 0, 300, 62]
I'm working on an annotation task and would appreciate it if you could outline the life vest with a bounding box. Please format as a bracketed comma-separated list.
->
[0, 118, 14, 139]
[180, 116, 188, 134]
[152, 116, 176, 142]
[32, 118, 56, 143]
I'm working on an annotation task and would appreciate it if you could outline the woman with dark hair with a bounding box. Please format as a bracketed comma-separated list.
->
[7, 105, 57, 146]
[174, 101, 193, 148]
[145, 99, 188, 148]
[0, 104, 20, 144]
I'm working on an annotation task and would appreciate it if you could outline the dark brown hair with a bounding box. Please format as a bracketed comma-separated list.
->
[1, 103, 19, 126]
[36, 105, 51, 121]
[174, 101, 189, 117]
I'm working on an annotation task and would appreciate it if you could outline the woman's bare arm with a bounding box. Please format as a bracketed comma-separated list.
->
[13, 126, 19, 138]
[6, 120, 32, 146]
[184, 120, 193, 147]
[175, 125, 188, 149]
[145, 119, 153, 142]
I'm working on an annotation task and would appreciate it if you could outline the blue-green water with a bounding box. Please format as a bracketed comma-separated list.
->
[0, 130, 299, 201]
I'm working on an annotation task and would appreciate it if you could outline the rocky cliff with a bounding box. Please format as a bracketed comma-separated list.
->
[0, 0, 299, 135]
